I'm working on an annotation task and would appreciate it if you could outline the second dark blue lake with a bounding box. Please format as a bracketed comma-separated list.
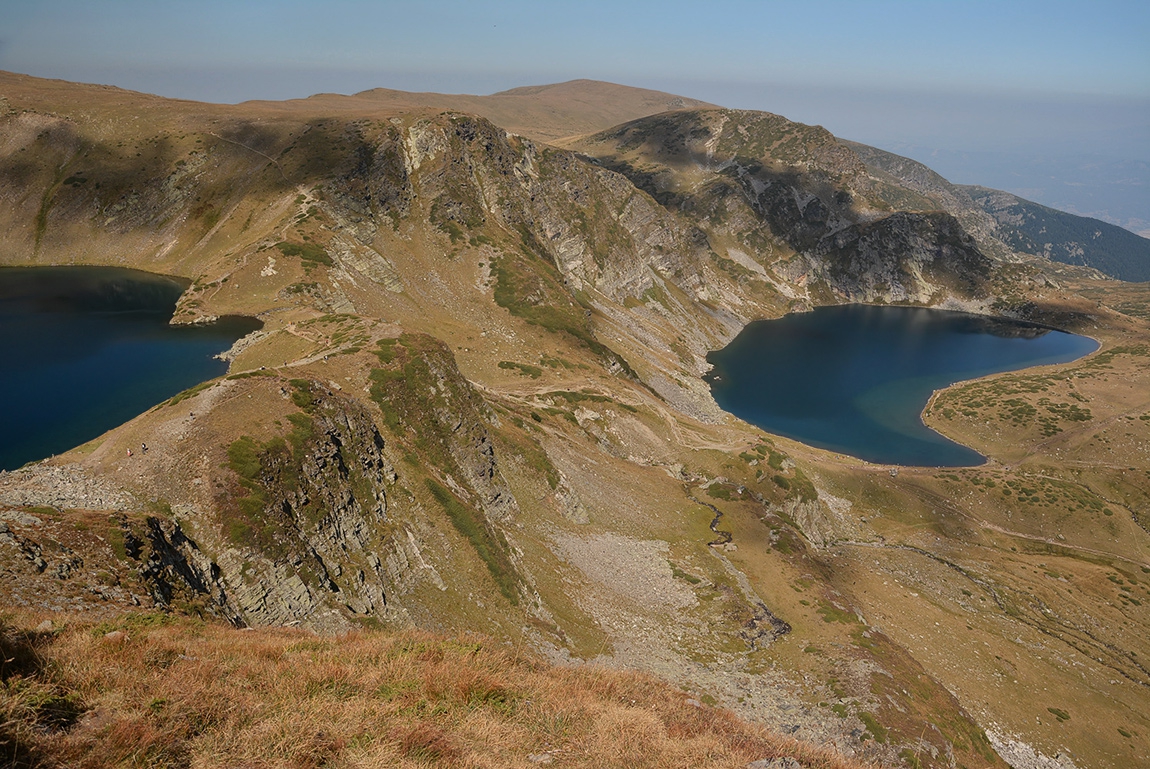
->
[704, 305, 1098, 466]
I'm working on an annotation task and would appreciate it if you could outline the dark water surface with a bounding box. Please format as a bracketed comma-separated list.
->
[705, 305, 1098, 466]
[1, 266, 260, 471]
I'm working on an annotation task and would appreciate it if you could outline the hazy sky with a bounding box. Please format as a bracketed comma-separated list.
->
[2, 1, 1148, 221]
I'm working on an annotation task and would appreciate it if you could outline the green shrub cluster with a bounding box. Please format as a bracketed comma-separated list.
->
[276, 240, 333, 267]
[498, 360, 543, 379]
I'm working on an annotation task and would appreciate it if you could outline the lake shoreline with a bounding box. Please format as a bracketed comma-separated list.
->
[705, 304, 1099, 467]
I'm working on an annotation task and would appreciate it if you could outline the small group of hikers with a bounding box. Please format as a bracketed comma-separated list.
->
[127, 442, 148, 458]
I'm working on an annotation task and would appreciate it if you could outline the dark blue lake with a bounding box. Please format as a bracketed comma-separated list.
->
[704, 305, 1099, 466]
[0, 266, 260, 471]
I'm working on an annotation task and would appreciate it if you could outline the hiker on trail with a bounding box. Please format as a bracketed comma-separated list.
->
[127, 448, 132, 457]
[142, 442, 148, 454]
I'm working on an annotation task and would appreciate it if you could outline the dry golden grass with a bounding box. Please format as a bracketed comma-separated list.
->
[1, 610, 877, 769]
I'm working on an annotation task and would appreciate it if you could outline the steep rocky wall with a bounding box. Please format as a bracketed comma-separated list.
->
[193, 379, 414, 628]
[570, 109, 999, 312]
[816, 211, 992, 304]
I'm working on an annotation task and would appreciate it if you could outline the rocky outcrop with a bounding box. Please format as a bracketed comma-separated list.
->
[128, 515, 243, 623]
[203, 381, 412, 628]
[985, 729, 1080, 769]
[0, 464, 136, 511]
[370, 334, 520, 522]
[816, 210, 992, 303]
[571, 109, 998, 311]
[844, 140, 1008, 258]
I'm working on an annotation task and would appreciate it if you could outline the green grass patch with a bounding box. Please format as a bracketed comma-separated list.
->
[816, 601, 860, 624]
[899, 748, 924, 769]
[425, 479, 519, 605]
[375, 337, 399, 364]
[670, 563, 702, 584]
[790, 467, 818, 502]
[226, 369, 275, 380]
[706, 484, 733, 501]
[227, 436, 263, 482]
[858, 712, 887, 744]
[286, 412, 315, 454]
[276, 240, 333, 267]
[284, 281, 319, 295]
[498, 360, 543, 379]
[166, 379, 217, 406]
[289, 379, 318, 411]
[105, 525, 127, 560]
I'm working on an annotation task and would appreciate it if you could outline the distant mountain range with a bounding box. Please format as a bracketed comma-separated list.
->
[963, 185, 1150, 282]
[847, 141, 1150, 282]
[881, 145, 1150, 239]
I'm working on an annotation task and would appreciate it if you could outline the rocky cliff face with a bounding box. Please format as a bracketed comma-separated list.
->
[174, 350, 534, 629]
[205, 380, 404, 626]
[572, 109, 997, 311]
[817, 210, 991, 303]
[369, 333, 520, 523]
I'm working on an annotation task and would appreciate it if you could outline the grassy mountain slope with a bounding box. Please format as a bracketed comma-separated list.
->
[0, 611, 871, 769]
[2, 72, 1149, 768]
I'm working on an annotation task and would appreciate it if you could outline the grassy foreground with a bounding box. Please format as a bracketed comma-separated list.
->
[1, 611, 874, 769]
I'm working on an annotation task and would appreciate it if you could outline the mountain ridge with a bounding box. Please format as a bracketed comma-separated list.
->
[844, 139, 1150, 281]
[237, 76, 717, 143]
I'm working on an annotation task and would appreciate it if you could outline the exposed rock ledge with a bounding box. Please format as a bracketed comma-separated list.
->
[0, 463, 136, 511]
[986, 729, 1079, 769]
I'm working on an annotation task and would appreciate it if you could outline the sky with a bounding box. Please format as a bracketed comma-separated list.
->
[3, 0, 1148, 228]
